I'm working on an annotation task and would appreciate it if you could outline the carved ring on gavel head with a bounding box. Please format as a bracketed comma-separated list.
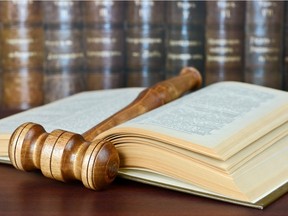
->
[8, 67, 202, 191]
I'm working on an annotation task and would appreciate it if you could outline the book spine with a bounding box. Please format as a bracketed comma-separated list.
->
[284, 2, 288, 90]
[125, 0, 166, 87]
[42, 1, 86, 103]
[205, 1, 245, 85]
[82, 0, 126, 90]
[165, 1, 205, 81]
[245, 1, 285, 89]
[0, 1, 44, 110]
[0, 18, 2, 109]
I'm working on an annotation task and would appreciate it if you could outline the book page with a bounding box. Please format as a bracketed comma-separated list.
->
[0, 156, 10, 164]
[109, 82, 288, 156]
[0, 88, 143, 135]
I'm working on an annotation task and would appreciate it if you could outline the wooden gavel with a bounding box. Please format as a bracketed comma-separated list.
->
[8, 67, 202, 190]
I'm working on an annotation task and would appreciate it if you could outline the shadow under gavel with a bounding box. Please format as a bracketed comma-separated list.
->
[8, 67, 202, 191]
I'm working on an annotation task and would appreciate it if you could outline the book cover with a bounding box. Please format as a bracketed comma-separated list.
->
[283, 1, 288, 90]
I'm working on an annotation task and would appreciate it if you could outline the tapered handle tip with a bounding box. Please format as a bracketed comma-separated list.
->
[180, 67, 203, 89]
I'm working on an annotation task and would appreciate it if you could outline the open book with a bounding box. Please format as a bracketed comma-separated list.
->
[0, 82, 288, 209]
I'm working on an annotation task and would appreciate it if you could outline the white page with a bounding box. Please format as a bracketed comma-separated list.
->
[113, 82, 288, 150]
[0, 88, 143, 134]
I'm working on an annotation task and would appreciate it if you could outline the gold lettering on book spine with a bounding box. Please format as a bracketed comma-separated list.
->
[168, 53, 203, 61]
[249, 36, 280, 63]
[7, 38, 34, 45]
[10, 0, 33, 4]
[45, 40, 73, 46]
[87, 51, 122, 57]
[207, 38, 241, 63]
[258, 1, 276, 17]
[217, 1, 236, 18]
[132, 50, 161, 58]
[8, 51, 39, 58]
[126, 37, 162, 44]
[47, 53, 84, 60]
[87, 37, 117, 44]
[169, 40, 202, 47]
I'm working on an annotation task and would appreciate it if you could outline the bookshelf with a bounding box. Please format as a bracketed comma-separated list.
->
[0, 0, 287, 111]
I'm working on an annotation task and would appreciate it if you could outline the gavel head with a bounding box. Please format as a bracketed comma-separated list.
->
[8, 122, 119, 190]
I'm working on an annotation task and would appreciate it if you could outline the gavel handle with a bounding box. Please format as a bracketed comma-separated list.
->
[83, 67, 202, 141]
[9, 67, 202, 191]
